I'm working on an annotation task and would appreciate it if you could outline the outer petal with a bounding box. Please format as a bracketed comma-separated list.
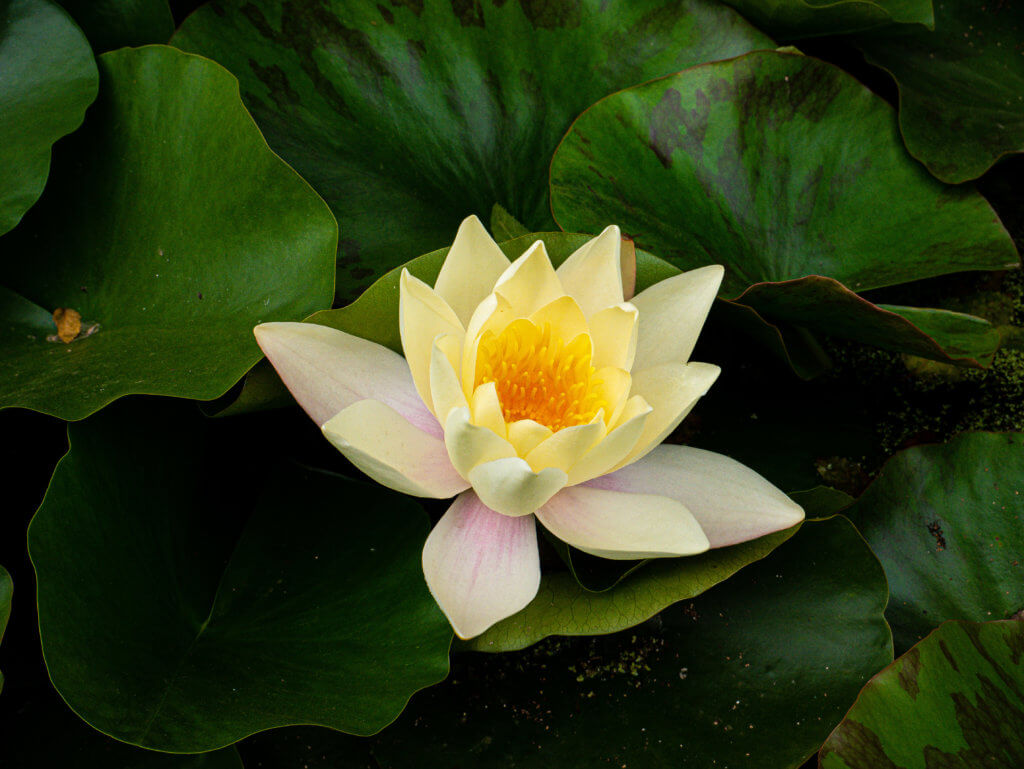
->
[422, 491, 540, 639]
[587, 445, 805, 547]
[434, 215, 511, 326]
[555, 225, 624, 317]
[618, 362, 720, 468]
[631, 264, 724, 369]
[444, 407, 516, 478]
[537, 486, 709, 560]
[492, 240, 564, 315]
[468, 457, 568, 517]
[322, 400, 469, 498]
[254, 322, 440, 437]
[399, 270, 464, 413]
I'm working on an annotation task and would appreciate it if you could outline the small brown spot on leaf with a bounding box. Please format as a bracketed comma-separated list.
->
[928, 521, 948, 551]
[53, 308, 81, 343]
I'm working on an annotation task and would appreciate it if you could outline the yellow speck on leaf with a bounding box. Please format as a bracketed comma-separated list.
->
[53, 308, 82, 343]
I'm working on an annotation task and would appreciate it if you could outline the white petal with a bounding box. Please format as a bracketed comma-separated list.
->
[254, 322, 440, 437]
[492, 240, 564, 316]
[322, 400, 468, 498]
[537, 486, 709, 560]
[399, 270, 464, 413]
[631, 265, 723, 369]
[618, 362, 720, 468]
[434, 216, 511, 326]
[587, 445, 805, 547]
[444, 407, 516, 478]
[468, 457, 568, 517]
[555, 225, 624, 317]
[422, 491, 540, 639]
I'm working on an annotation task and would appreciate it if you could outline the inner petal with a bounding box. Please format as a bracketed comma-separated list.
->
[474, 318, 610, 433]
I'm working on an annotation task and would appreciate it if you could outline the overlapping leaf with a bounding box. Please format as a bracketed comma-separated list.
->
[29, 399, 452, 752]
[849, 431, 1024, 651]
[821, 620, 1024, 768]
[550, 51, 1017, 368]
[56, 0, 174, 52]
[723, 0, 933, 39]
[0, 45, 337, 420]
[372, 517, 892, 769]
[0, 0, 97, 236]
[0, 564, 10, 692]
[857, 0, 1024, 183]
[173, 0, 773, 298]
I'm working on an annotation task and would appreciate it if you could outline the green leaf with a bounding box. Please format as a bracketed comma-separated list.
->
[820, 619, 1024, 769]
[738, 277, 1002, 368]
[8, 693, 244, 768]
[722, 0, 933, 39]
[489, 204, 530, 242]
[172, 0, 772, 299]
[56, 0, 173, 51]
[29, 399, 452, 753]
[550, 50, 1019, 340]
[464, 525, 798, 652]
[0, 45, 337, 421]
[374, 517, 892, 769]
[857, 0, 1024, 183]
[0, 563, 10, 692]
[0, 0, 97, 236]
[849, 432, 1024, 651]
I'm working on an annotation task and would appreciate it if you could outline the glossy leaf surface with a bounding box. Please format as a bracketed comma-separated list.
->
[722, 0, 932, 39]
[29, 400, 452, 752]
[821, 620, 1024, 769]
[0, 46, 337, 420]
[173, 0, 772, 297]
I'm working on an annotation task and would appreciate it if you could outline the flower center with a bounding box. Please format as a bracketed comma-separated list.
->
[474, 319, 604, 432]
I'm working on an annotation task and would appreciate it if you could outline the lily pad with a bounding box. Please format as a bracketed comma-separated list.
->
[8, 693, 244, 768]
[56, 0, 174, 52]
[849, 432, 1024, 651]
[372, 516, 892, 769]
[172, 0, 772, 298]
[857, 0, 1024, 183]
[722, 0, 933, 39]
[465, 525, 798, 652]
[0, 0, 97, 236]
[0, 45, 337, 421]
[550, 50, 1018, 344]
[820, 619, 1024, 769]
[29, 399, 452, 753]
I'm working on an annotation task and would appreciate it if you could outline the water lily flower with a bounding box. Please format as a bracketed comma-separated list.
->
[254, 217, 804, 639]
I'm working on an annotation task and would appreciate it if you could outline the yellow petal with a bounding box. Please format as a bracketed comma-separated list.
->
[592, 366, 631, 426]
[631, 265, 723, 369]
[444, 406, 516, 479]
[589, 303, 638, 371]
[524, 415, 606, 473]
[566, 396, 651, 485]
[471, 381, 507, 439]
[468, 457, 567, 517]
[322, 399, 469, 498]
[507, 419, 554, 456]
[528, 295, 589, 346]
[616, 361, 720, 469]
[400, 270, 464, 413]
[429, 334, 468, 422]
[555, 225, 624, 317]
[492, 240, 564, 316]
[434, 215, 511, 326]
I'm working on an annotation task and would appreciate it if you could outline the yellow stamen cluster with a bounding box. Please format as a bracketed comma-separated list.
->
[474, 319, 604, 432]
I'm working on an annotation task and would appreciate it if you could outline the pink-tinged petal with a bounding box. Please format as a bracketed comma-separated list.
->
[618, 362, 720, 468]
[434, 215, 511, 326]
[254, 322, 440, 438]
[322, 400, 469, 499]
[536, 486, 709, 560]
[631, 265, 724, 369]
[399, 270, 464, 415]
[422, 491, 540, 639]
[468, 457, 567, 517]
[555, 225, 624, 317]
[587, 444, 805, 547]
